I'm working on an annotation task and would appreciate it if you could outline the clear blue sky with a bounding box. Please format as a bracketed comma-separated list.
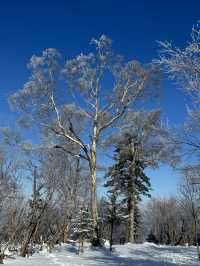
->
[0, 0, 199, 196]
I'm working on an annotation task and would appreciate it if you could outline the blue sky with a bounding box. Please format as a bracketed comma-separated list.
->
[0, 0, 199, 197]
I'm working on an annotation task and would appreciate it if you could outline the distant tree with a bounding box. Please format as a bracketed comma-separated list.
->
[10, 36, 158, 240]
[180, 166, 200, 260]
[143, 197, 186, 245]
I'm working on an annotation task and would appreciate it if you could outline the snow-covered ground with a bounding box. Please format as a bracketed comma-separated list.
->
[4, 242, 200, 266]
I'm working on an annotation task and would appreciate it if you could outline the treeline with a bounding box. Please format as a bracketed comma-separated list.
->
[0, 144, 199, 257]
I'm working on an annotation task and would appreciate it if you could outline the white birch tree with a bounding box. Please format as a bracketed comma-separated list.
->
[10, 36, 156, 239]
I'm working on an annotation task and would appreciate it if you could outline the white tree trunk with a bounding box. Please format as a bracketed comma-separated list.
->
[90, 135, 98, 238]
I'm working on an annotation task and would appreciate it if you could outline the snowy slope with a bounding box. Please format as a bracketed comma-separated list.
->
[4, 242, 200, 266]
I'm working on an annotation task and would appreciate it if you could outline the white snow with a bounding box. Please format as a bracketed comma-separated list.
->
[4, 242, 200, 266]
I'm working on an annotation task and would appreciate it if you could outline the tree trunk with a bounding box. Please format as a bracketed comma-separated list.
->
[127, 194, 135, 243]
[0, 253, 4, 264]
[194, 219, 200, 260]
[90, 135, 98, 241]
[91, 165, 98, 237]
[63, 223, 70, 243]
[21, 195, 51, 257]
[110, 220, 114, 252]
[20, 222, 37, 257]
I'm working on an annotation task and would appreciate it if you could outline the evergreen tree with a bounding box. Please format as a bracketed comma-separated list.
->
[71, 205, 93, 254]
[105, 133, 151, 243]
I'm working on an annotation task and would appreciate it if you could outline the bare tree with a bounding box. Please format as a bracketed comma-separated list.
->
[156, 24, 200, 259]
[10, 36, 157, 239]
[20, 166, 53, 257]
[40, 148, 90, 244]
[0, 129, 26, 263]
[143, 197, 186, 245]
[156, 23, 200, 159]
[180, 166, 200, 260]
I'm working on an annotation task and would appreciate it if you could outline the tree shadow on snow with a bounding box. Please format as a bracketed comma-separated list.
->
[82, 248, 182, 266]
[149, 245, 195, 255]
[54, 244, 77, 254]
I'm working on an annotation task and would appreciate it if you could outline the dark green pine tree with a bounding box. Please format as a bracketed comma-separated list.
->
[105, 132, 151, 243]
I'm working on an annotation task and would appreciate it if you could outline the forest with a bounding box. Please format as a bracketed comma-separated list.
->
[1, 9, 200, 265]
